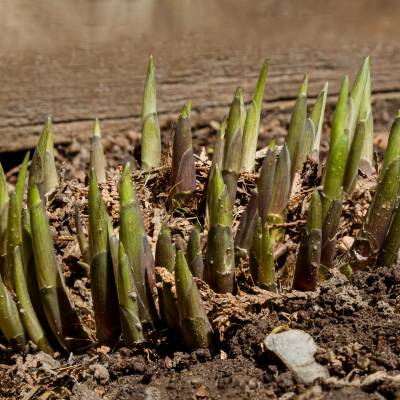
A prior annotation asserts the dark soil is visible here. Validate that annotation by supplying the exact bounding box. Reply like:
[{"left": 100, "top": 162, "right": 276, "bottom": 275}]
[
  {"left": 1, "top": 264, "right": 399, "bottom": 399},
  {"left": 1, "top": 133, "right": 400, "bottom": 400}
]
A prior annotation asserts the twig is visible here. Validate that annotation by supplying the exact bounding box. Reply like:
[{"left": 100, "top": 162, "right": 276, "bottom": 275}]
[
  {"left": 299, "top": 185, "right": 323, "bottom": 195},
  {"left": 270, "top": 220, "right": 306, "bottom": 229}
]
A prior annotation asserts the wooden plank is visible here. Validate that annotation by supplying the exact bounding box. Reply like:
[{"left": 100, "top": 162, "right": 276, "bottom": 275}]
[{"left": 1, "top": 2, "right": 400, "bottom": 152}]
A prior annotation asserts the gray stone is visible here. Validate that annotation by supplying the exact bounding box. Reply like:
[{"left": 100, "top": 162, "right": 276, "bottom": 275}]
[{"left": 264, "top": 329, "right": 329, "bottom": 385}]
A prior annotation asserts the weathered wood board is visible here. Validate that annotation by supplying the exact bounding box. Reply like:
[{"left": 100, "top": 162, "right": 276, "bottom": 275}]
[{"left": 1, "top": 1, "right": 400, "bottom": 153}]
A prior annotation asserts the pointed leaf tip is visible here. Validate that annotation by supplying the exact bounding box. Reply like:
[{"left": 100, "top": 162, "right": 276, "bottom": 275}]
[
  {"left": 175, "top": 250, "right": 192, "bottom": 290},
  {"left": 180, "top": 101, "right": 192, "bottom": 118},
  {"left": 362, "top": 55, "right": 370, "bottom": 69},
  {"left": 234, "top": 87, "right": 243, "bottom": 98},
  {"left": 93, "top": 118, "right": 101, "bottom": 137},
  {"left": 252, "top": 59, "right": 269, "bottom": 111},
  {"left": 147, "top": 55, "right": 155, "bottom": 74},
  {"left": 122, "top": 162, "right": 132, "bottom": 179},
  {"left": 299, "top": 74, "right": 308, "bottom": 96},
  {"left": 329, "top": 75, "right": 349, "bottom": 147}
]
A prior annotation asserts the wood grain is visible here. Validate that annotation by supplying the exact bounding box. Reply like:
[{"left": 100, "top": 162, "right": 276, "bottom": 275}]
[{"left": 1, "top": 1, "right": 400, "bottom": 152}]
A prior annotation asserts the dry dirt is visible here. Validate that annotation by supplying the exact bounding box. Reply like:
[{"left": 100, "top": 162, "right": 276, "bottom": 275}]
[{"left": 1, "top": 146, "right": 400, "bottom": 399}]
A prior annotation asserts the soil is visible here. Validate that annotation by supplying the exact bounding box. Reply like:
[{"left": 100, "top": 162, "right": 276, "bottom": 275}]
[
  {"left": 1, "top": 139, "right": 400, "bottom": 399},
  {"left": 1, "top": 257, "right": 399, "bottom": 400}
]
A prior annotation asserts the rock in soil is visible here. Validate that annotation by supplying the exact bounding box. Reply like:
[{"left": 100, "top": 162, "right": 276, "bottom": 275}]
[{"left": 264, "top": 329, "right": 329, "bottom": 384}]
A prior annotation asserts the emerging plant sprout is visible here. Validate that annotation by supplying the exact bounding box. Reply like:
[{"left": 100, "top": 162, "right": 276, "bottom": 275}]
[
  {"left": 310, "top": 82, "right": 328, "bottom": 161},
  {"left": 321, "top": 76, "right": 349, "bottom": 221},
  {"left": 250, "top": 218, "right": 275, "bottom": 291},
  {"left": 293, "top": 190, "right": 322, "bottom": 291},
  {"left": 141, "top": 55, "right": 161, "bottom": 170},
  {"left": 43, "top": 117, "right": 59, "bottom": 196},
  {"left": 29, "top": 185, "right": 89, "bottom": 352},
  {"left": 223, "top": 88, "right": 243, "bottom": 204},
  {"left": 155, "top": 225, "right": 175, "bottom": 273},
  {"left": 268, "top": 144, "right": 291, "bottom": 244},
  {"left": 1, "top": 56, "right": 398, "bottom": 358},
  {"left": 0, "top": 273, "right": 26, "bottom": 349},
  {"left": 235, "top": 191, "right": 259, "bottom": 257},
  {"left": 205, "top": 165, "right": 235, "bottom": 293},
  {"left": 187, "top": 224, "right": 204, "bottom": 279},
  {"left": 175, "top": 250, "right": 213, "bottom": 350},
  {"left": 117, "top": 243, "right": 144, "bottom": 346},
  {"left": 172, "top": 102, "right": 196, "bottom": 198},
  {"left": 286, "top": 75, "right": 308, "bottom": 182},
  {"left": 88, "top": 169, "right": 120, "bottom": 345},
  {"left": 241, "top": 59, "right": 269, "bottom": 172},
  {"left": 89, "top": 119, "right": 107, "bottom": 184},
  {"left": 119, "top": 163, "right": 156, "bottom": 329},
  {"left": 349, "top": 158, "right": 400, "bottom": 270}
]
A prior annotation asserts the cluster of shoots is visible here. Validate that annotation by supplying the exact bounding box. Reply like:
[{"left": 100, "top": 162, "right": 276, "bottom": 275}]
[{"left": 1, "top": 55, "right": 399, "bottom": 356}]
